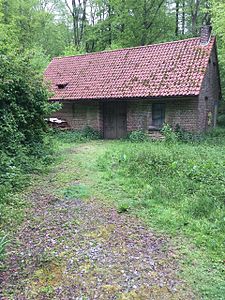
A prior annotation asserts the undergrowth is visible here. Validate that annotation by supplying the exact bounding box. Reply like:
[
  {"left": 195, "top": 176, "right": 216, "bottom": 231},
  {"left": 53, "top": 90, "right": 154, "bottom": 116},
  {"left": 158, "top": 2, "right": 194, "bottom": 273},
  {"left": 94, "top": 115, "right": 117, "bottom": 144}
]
[
  {"left": 0, "top": 50, "right": 58, "bottom": 261},
  {"left": 0, "top": 127, "right": 101, "bottom": 259},
  {"left": 0, "top": 137, "right": 55, "bottom": 261},
  {"left": 54, "top": 126, "right": 101, "bottom": 143},
  {"left": 96, "top": 128, "right": 225, "bottom": 299}
]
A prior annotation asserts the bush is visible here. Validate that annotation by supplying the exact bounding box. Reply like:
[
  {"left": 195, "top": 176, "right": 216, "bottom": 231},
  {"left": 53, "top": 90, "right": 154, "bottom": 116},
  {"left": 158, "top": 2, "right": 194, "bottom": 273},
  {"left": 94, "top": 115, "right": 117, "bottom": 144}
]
[
  {"left": 0, "top": 52, "right": 55, "bottom": 194},
  {"left": 127, "top": 130, "right": 149, "bottom": 142},
  {"left": 174, "top": 125, "right": 204, "bottom": 143},
  {"left": 205, "top": 127, "right": 225, "bottom": 139},
  {"left": 55, "top": 126, "right": 101, "bottom": 143},
  {"left": 161, "top": 123, "right": 178, "bottom": 143},
  {"left": 0, "top": 51, "right": 56, "bottom": 260},
  {"left": 82, "top": 126, "right": 101, "bottom": 140},
  {"left": 217, "top": 114, "right": 225, "bottom": 127}
]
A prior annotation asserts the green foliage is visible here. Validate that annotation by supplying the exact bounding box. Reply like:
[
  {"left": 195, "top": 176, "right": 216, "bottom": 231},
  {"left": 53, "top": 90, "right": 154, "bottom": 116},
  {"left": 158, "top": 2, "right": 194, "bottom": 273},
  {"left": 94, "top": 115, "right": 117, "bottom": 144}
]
[
  {"left": 98, "top": 131, "right": 225, "bottom": 259},
  {"left": 55, "top": 127, "right": 101, "bottom": 143},
  {"left": 160, "top": 124, "right": 204, "bottom": 144},
  {"left": 24, "top": 47, "right": 50, "bottom": 73},
  {"left": 0, "top": 53, "right": 53, "bottom": 148},
  {"left": 127, "top": 130, "right": 149, "bottom": 142},
  {"left": 62, "top": 184, "right": 90, "bottom": 200},
  {"left": 211, "top": 0, "right": 225, "bottom": 118},
  {"left": 0, "top": 49, "right": 56, "bottom": 260},
  {"left": 117, "top": 202, "right": 130, "bottom": 213},
  {"left": 82, "top": 126, "right": 101, "bottom": 140},
  {"left": 84, "top": 0, "right": 176, "bottom": 52},
  {"left": 95, "top": 132, "right": 225, "bottom": 298},
  {"left": 0, "top": 235, "right": 8, "bottom": 260},
  {"left": 63, "top": 44, "right": 85, "bottom": 56},
  {"left": 161, "top": 123, "right": 178, "bottom": 143},
  {"left": 174, "top": 125, "right": 204, "bottom": 143},
  {"left": 217, "top": 114, "right": 225, "bottom": 127},
  {"left": 0, "top": 51, "right": 55, "bottom": 186},
  {"left": 0, "top": 0, "right": 70, "bottom": 59},
  {"left": 54, "top": 137, "right": 225, "bottom": 299},
  {"left": 40, "top": 285, "right": 54, "bottom": 296}
]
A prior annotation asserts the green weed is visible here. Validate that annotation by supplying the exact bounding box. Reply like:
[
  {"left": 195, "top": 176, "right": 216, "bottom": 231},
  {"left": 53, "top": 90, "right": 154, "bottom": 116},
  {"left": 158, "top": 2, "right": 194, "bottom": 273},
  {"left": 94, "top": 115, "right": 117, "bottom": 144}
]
[
  {"left": 61, "top": 184, "right": 90, "bottom": 200},
  {"left": 54, "top": 126, "right": 101, "bottom": 143},
  {"left": 127, "top": 130, "right": 149, "bottom": 142},
  {"left": 117, "top": 202, "right": 130, "bottom": 213},
  {"left": 0, "top": 235, "right": 8, "bottom": 260},
  {"left": 93, "top": 131, "right": 225, "bottom": 298}
]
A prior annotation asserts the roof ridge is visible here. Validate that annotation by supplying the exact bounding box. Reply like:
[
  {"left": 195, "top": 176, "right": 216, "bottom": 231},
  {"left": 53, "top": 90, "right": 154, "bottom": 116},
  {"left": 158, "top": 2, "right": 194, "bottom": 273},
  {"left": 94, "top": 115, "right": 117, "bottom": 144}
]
[{"left": 53, "top": 36, "right": 208, "bottom": 60}]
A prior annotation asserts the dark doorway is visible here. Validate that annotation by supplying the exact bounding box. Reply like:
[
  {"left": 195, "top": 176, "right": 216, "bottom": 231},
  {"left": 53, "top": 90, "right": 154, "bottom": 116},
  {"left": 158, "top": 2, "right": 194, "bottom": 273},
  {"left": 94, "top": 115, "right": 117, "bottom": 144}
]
[
  {"left": 103, "top": 102, "right": 127, "bottom": 139},
  {"left": 152, "top": 103, "right": 165, "bottom": 129}
]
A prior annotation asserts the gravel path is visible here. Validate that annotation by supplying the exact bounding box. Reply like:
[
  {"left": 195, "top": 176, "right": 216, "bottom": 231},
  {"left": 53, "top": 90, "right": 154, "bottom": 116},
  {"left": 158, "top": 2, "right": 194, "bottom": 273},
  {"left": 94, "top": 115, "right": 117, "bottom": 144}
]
[{"left": 1, "top": 144, "right": 195, "bottom": 299}]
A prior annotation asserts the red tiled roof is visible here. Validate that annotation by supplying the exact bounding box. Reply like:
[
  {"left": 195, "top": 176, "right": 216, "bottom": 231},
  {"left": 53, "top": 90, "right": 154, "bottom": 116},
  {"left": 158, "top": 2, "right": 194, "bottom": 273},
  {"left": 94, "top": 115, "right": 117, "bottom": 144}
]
[{"left": 44, "top": 37, "right": 215, "bottom": 100}]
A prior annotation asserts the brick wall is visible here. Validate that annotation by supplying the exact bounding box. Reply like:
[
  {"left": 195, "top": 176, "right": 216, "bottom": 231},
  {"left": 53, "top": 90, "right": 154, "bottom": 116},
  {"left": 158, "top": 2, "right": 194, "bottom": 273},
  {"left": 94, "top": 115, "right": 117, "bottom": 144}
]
[
  {"left": 127, "top": 101, "right": 152, "bottom": 131},
  {"left": 166, "top": 99, "right": 198, "bottom": 131},
  {"left": 53, "top": 98, "right": 200, "bottom": 134},
  {"left": 52, "top": 101, "right": 101, "bottom": 131},
  {"left": 198, "top": 45, "right": 220, "bottom": 131},
  {"left": 127, "top": 98, "right": 199, "bottom": 132}
]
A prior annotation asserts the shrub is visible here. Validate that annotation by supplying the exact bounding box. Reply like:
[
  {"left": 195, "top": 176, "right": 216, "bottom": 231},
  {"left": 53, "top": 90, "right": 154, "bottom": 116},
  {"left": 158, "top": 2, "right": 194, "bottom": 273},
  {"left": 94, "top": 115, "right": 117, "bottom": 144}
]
[
  {"left": 0, "top": 50, "right": 57, "bottom": 260},
  {"left": 0, "top": 52, "right": 55, "bottom": 196},
  {"left": 174, "top": 125, "right": 203, "bottom": 143},
  {"left": 117, "top": 202, "right": 130, "bottom": 213},
  {"left": 127, "top": 130, "right": 149, "bottom": 142},
  {"left": 82, "top": 126, "right": 101, "bottom": 140},
  {"left": 55, "top": 126, "right": 101, "bottom": 143},
  {"left": 161, "top": 123, "right": 178, "bottom": 143},
  {"left": 216, "top": 114, "right": 225, "bottom": 127},
  {"left": 205, "top": 126, "right": 225, "bottom": 139},
  {"left": 54, "top": 130, "right": 87, "bottom": 143}
]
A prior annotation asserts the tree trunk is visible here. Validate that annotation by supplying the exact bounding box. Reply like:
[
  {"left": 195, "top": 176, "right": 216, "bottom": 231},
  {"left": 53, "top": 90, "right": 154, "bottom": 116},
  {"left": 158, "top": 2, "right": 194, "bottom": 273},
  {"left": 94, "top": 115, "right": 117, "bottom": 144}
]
[
  {"left": 182, "top": 0, "right": 185, "bottom": 35},
  {"left": 141, "top": 0, "right": 148, "bottom": 46},
  {"left": 108, "top": 3, "right": 112, "bottom": 47},
  {"left": 80, "top": 0, "right": 87, "bottom": 44},
  {"left": 175, "top": 0, "right": 179, "bottom": 36},
  {"left": 191, "top": 0, "right": 200, "bottom": 36}
]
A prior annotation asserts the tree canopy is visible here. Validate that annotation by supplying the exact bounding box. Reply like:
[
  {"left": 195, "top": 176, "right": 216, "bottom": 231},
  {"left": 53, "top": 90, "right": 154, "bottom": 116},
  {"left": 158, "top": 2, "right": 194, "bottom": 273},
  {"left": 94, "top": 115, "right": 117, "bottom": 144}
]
[{"left": 0, "top": 0, "right": 223, "bottom": 118}]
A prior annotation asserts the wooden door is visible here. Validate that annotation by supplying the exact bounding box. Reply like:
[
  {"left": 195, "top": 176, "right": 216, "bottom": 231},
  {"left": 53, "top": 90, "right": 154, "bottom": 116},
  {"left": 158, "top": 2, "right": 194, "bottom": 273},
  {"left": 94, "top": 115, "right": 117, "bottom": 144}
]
[{"left": 103, "top": 102, "right": 127, "bottom": 139}]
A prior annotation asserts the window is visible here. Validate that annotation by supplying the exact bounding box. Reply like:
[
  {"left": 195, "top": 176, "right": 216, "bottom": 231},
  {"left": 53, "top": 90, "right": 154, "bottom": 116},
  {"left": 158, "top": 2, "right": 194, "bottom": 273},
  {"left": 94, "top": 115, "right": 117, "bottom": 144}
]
[
  {"left": 56, "top": 83, "right": 68, "bottom": 89},
  {"left": 152, "top": 103, "right": 165, "bottom": 129}
]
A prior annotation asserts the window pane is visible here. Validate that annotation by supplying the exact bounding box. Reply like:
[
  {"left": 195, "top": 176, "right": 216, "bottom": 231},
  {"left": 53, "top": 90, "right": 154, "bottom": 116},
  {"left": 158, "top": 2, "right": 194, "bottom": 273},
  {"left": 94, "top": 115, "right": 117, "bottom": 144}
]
[{"left": 152, "top": 103, "right": 165, "bottom": 128}]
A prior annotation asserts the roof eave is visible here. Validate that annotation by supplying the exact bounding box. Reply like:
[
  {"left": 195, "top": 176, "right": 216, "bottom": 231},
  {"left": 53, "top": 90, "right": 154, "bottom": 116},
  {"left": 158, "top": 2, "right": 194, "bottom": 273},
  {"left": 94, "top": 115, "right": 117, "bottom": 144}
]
[{"left": 49, "top": 94, "right": 199, "bottom": 102}]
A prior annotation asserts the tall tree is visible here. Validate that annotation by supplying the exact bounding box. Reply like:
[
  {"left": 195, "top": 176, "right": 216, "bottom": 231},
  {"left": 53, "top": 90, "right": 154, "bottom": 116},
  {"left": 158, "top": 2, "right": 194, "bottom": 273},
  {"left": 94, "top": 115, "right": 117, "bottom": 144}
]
[
  {"left": 190, "top": 0, "right": 201, "bottom": 35},
  {"left": 211, "top": 0, "right": 225, "bottom": 98},
  {"left": 175, "top": 0, "right": 180, "bottom": 36},
  {"left": 64, "top": 0, "right": 87, "bottom": 48}
]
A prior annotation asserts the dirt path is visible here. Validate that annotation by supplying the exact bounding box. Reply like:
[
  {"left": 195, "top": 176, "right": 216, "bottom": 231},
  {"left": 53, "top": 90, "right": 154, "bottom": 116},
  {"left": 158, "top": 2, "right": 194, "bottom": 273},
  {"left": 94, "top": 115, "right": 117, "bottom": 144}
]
[{"left": 1, "top": 143, "right": 194, "bottom": 299}]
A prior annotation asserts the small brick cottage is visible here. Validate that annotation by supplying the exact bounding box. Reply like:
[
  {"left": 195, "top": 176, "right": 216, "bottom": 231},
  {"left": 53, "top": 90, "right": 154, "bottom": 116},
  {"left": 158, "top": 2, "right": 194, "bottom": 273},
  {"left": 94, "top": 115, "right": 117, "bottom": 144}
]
[{"left": 45, "top": 26, "right": 221, "bottom": 139}]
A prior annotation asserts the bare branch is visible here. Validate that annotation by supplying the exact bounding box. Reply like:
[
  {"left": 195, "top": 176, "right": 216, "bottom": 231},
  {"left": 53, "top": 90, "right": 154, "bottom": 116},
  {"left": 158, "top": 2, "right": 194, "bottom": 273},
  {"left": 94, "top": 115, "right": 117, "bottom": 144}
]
[{"left": 64, "top": 0, "right": 73, "bottom": 15}]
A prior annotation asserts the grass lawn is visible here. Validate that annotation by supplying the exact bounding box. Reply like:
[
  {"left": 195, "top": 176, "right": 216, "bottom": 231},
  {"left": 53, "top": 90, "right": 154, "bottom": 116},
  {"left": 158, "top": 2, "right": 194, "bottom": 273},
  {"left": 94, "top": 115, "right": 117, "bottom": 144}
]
[{"left": 53, "top": 129, "right": 225, "bottom": 299}]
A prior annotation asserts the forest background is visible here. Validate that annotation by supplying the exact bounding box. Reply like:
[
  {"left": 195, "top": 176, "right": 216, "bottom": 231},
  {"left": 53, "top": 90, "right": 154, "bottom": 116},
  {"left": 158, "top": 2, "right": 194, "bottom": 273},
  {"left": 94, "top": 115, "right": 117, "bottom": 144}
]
[{"left": 0, "top": 0, "right": 224, "bottom": 95}]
